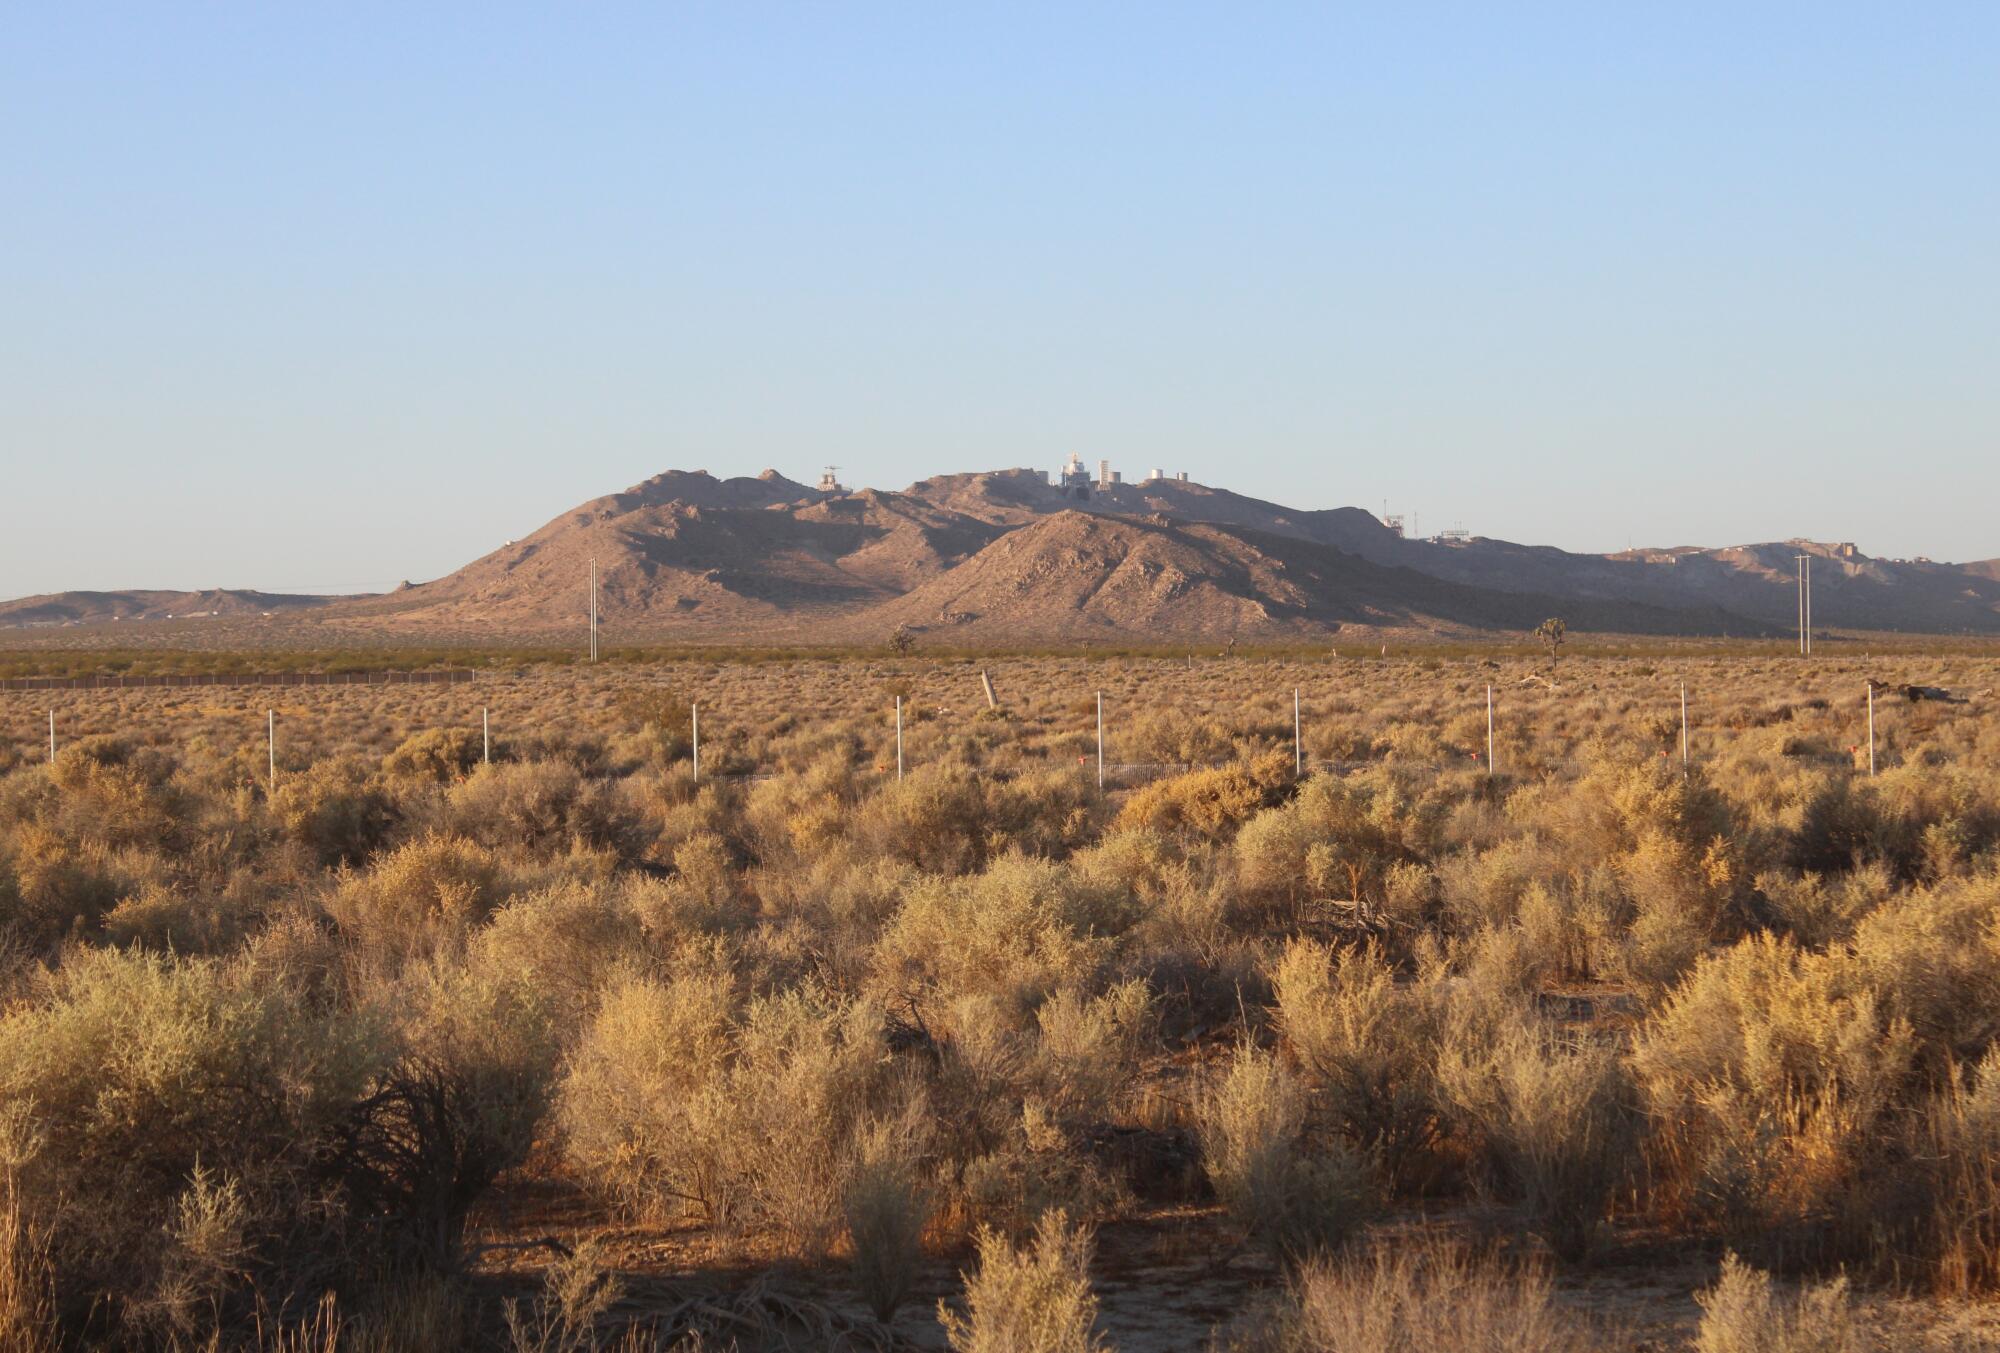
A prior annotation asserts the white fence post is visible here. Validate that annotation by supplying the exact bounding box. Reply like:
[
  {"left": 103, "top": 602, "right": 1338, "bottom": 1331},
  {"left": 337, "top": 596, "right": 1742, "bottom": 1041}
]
[
  {"left": 692, "top": 703, "right": 700, "bottom": 783},
  {"left": 895, "top": 695, "right": 904, "bottom": 781},
  {"left": 1294, "top": 687, "right": 1302, "bottom": 777},
  {"left": 1486, "top": 685, "right": 1494, "bottom": 776},
  {"left": 1868, "top": 684, "right": 1876, "bottom": 777},
  {"left": 1096, "top": 691, "right": 1104, "bottom": 791},
  {"left": 1681, "top": 684, "right": 1689, "bottom": 778}
]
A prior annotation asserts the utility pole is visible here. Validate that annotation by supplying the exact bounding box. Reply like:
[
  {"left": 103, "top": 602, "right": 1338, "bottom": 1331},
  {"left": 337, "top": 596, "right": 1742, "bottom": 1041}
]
[
  {"left": 1794, "top": 553, "right": 1813, "bottom": 656},
  {"left": 1800, "top": 548, "right": 1816, "bottom": 656},
  {"left": 589, "top": 558, "right": 599, "bottom": 663}
]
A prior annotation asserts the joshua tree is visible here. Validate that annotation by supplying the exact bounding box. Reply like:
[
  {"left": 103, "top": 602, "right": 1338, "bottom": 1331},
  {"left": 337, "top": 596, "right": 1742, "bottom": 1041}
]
[
  {"left": 889, "top": 624, "right": 917, "bottom": 656},
  {"left": 1535, "top": 617, "right": 1568, "bottom": 667}
]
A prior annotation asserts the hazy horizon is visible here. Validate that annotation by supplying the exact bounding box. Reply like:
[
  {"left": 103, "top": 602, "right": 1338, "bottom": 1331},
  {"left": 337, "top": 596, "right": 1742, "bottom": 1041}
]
[{"left": 5, "top": 5, "right": 1996, "bottom": 596}]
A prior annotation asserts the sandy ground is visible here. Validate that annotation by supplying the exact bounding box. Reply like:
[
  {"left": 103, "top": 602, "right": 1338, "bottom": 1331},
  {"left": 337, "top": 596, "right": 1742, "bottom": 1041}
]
[{"left": 466, "top": 1180, "right": 2000, "bottom": 1351}]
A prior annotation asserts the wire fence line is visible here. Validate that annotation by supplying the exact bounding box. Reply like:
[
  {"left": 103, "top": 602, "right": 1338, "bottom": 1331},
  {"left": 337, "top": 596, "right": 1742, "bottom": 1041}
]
[
  {"left": 2, "top": 673, "right": 1914, "bottom": 785},
  {"left": 0, "top": 670, "right": 478, "bottom": 692}
]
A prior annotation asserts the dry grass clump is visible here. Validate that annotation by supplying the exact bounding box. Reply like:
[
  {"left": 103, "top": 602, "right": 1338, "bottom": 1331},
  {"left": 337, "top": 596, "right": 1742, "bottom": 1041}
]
[{"left": 1226, "top": 1238, "right": 1603, "bottom": 1353}]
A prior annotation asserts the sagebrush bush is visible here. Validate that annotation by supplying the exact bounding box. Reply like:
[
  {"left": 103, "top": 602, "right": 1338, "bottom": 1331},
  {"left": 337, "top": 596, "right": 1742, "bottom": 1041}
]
[
  {"left": 1692, "top": 1252, "right": 1868, "bottom": 1353},
  {"left": 938, "top": 1209, "right": 1107, "bottom": 1353},
  {"left": 1199, "top": 1045, "right": 1375, "bottom": 1266}
]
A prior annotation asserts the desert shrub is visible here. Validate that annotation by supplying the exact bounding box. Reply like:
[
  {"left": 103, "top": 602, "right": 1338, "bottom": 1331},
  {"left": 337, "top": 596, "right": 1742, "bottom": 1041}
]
[
  {"left": 561, "top": 970, "right": 896, "bottom": 1254},
  {"left": 614, "top": 684, "right": 695, "bottom": 765},
  {"left": 1757, "top": 864, "right": 1889, "bottom": 948},
  {"left": 39, "top": 737, "right": 183, "bottom": 851},
  {"left": 0, "top": 946, "right": 385, "bottom": 1337},
  {"left": 1692, "top": 1252, "right": 1868, "bottom": 1353},
  {"left": 444, "top": 761, "right": 646, "bottom": 859},
  {"left": 873, "top": 854, "right": 1136, "bottom": 1024},
  {"left": 100, "top": 879, "right": 259, "bottom": 955},
  {"left": 1228, "top": 1239, "right": 1600, "bottom": 1353},
  {"left": 1435, "top": 1015, "right": 1634, "bottom": 1260},
  {"left": 381, "top": 727, "right": 483, "bottom": 784},
  {"left": 326, "top": 834, "right": 507, "bottom": 967},
  {"left": 1271, "top": 939, "right": 1443, "bottom": 1193},
  {"left": 1199, "top": 1045, "right": 1375, "bottom": 1266},
  {"left": 1631, "top": 933, "right": 1915, "bottom": 1258},
  {"left": 1235, "top": 774, "right": 1417, "bottom": 916},
  {"left": 1028, "top": 980, "right": 1153, "bottom": 1127},
  {"left": 0, "top": 823, "right": 130, "bottom": 949},
  {"left": 938, "top": 1209, "right": 1107, "bottom": 1353},
  {"left": 273, "top": 757, "right": 399, "bottom": 867},
  {"left": 851, "top": 764, "right": 994, "bottom": 874},
  {"left": 742, "top": 753, "right": 859, "bottom": 862},
  {"left": 502, "top": 1235, "right": 626, "bottom": 1353},
  {"left": 1122, "top": 707, "right": 1241, "bottom": 767},
  {"left": 558, "top": 965, "right": 739, "bottom": 1222},
  {"left": 1114, "top": 753, "right": 1290, "bottom": 842},
  {"left": 842, "top": 1111, "right": 933, "bottom": 1321},
  {"left": 1848, "top": 872, "right": 2000, "bottom": 1069}
]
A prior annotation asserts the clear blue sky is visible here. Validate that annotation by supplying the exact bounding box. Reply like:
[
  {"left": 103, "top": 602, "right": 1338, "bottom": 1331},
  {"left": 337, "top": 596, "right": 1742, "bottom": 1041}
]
[{"left": 4, "top": 4, "right": 1996, "bottom": 595}]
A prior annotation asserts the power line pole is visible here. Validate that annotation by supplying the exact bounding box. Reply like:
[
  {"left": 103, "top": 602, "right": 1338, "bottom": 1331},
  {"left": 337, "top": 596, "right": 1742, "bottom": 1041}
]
[{"left": 1794, "top": 552, "right": 1815, "bottom": 656}]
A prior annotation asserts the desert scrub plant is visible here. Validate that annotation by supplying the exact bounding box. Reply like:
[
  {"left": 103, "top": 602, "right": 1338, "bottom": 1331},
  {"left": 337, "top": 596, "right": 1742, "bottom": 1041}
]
[
  {"left": 272, "top": 756, "right": 400, "bottom": 868},
  {"left": 558, "top": 965, "right": 739, "bottom": 1223},
  {"left": 1226, "top": 1238, "right": 1602, "bottom": 1353},
  {"left": 1113, "top": 752, "right": 1291, "bottom": 842},
  {"left": 1631, "top": 933, "right": 1915, "bottom": 1259},
  {"left": 938, "top": 1208, "right": 1107, "bottom": 1353},
  {"left": 1028, "top": 980, "right": 1153, "bottom": 1127},
  {"left": 872, "top": 854, "right": 1135, "bottom": 1026},
  {"left": 1198, "top": 1045, "right": 1376, "bottom": 1266},
  {"left": 380, "top": 727, "right": 483, "bottom": 784},
  {"left": 0, "top": 946, "right": 386, "bottom": 1336},
  {"left": 1692, "top": 1252, "right": 1868, "bottom": 1353},
  {"left": 1271, "top": 939, "right": 1443, "bottom": 1194},
  {"left": 1434, "top": 1014, "right": 1634, "bottom": 1260},
  {"left": 842, "top": 1110, "right": 934, "bottom": 1322},
  {"left": 325, "top": 833, "right": 507, "bottom": 968},
  {"left": 444, "top": 761, "right": 646, "bottom": 860}
]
